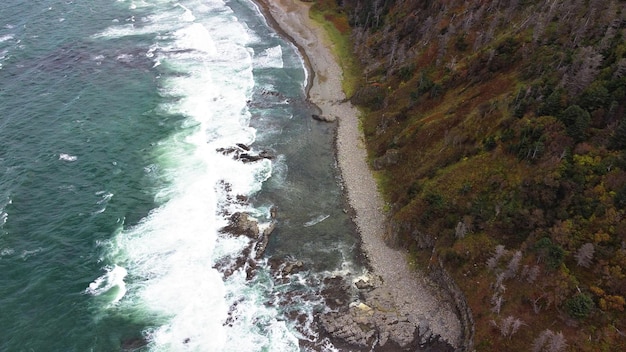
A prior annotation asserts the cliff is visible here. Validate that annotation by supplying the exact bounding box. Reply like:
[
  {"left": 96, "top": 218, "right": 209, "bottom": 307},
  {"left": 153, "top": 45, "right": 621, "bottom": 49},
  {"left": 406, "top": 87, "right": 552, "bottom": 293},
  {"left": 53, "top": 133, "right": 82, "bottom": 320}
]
[{"left": 311, "top": 0, "right": 626, "bottom": 350}]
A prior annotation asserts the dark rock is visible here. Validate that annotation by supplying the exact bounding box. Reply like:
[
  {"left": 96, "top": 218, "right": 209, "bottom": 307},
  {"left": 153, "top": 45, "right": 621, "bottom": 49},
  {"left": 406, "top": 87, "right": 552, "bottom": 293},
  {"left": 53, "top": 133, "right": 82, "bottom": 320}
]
[
  {"left": 240, "top": 151, "right": 275, "bottom": 162},
  {"left": 282, "top": 260, "right": 304, "bottom": 275},
  {"left": 268, "top": 257, "right": 307, "bottom": 278},
  {"left": 216, "top": 145, "right": 274, "bottom": 163},
  {"left": 254, "top": 221, "right": 276, "bottom": 259},
  {"left": 213, "top": 246, "right": 252, "bottom": 279},
  {"left": 354, "top": 278, "right": 378, "bottom": 291},
  {"left": 258, "top": 150, "right": 274, "bottom": 159},
  {"left": 236, "top": 143, "right": 250, "bottom": 151},
  {"left": 312, "top": 114, "right": 337, "bottom": 123},
  {"left": 221, "top": 212, "right": 259, "bottom": 238},
  {"left": 216, "top": 146, "right": 238, "bottom": 155}
]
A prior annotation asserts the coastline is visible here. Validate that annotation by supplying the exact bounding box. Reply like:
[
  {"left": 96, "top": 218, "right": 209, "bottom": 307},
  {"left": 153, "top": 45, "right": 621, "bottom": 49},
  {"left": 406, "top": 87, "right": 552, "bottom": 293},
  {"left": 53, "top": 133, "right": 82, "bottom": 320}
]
[{"left": 253, "top": 0, "right": 462, "bottom": 348}]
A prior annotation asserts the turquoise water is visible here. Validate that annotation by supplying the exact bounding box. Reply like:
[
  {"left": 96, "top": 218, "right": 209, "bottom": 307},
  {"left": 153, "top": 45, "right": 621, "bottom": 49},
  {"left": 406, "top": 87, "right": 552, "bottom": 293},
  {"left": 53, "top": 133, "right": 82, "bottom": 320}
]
[{"left": 0, "top": 1, "right": 360, "bottom": 350}]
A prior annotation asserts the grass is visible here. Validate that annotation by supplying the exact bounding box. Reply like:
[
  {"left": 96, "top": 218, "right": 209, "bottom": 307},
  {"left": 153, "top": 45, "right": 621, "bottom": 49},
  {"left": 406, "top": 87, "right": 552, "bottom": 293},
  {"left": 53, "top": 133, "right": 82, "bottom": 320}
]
[{"left": 308, "top": 5, "right": 362, "bottom": 97}]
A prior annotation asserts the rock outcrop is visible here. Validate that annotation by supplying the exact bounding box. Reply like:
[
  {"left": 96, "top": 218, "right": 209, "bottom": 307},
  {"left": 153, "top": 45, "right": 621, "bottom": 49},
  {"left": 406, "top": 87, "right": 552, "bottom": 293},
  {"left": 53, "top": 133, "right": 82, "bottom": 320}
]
[{"left": 318, "top": 275, "right": 454, "bottom": 351}]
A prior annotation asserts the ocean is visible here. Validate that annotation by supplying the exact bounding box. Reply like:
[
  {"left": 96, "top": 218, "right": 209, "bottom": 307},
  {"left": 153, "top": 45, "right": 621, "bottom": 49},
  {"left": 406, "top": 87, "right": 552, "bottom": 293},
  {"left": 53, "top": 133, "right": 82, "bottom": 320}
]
[{"left": 0, "top": 0, "right": 362, "bottom": 350}]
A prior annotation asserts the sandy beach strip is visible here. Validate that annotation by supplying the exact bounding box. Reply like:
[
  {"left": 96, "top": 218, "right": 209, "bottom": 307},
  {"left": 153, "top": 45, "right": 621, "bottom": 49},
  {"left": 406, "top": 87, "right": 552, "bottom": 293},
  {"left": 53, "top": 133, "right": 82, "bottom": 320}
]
[{"left": 254, "top": 0, "right": 462, "bottom": 346}]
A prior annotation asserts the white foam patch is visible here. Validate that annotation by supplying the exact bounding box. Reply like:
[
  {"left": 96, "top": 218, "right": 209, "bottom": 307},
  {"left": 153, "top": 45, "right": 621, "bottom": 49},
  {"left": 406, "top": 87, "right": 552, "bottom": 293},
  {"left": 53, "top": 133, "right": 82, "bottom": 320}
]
[
  {"left": 86, "top": 265, "right": 128, "bottom": 304},
  {"left": 59, "top": 153, "right": 77, "bottom": 162},
  {"left": 304, "top": 214, "right": 330, "bottom": 227},
  {"left": 0, "top": 34, "right": 14, "bottom": 43},
  {"left": 0, "top": 248, "right": 14, "bottom": 257},
  {"left": 89, "top": 1, "right": 303, "bottom": 350},
  {"left": 173, "top": 23, "right": 216, "bottom": 55},
  {"left": 0, "top": 197, "right": 9, "bottom": 227},
  {"left": 254, "top": 45, "right": 284, "bottom": 69}
]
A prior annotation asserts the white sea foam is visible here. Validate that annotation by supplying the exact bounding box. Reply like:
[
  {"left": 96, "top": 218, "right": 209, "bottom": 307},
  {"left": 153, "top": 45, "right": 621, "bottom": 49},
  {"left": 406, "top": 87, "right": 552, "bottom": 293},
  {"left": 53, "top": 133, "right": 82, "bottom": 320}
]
[
  {"left": 86, "top": 265, "right": 128, "bottom": 305},
  {"left": 254, "top": 45, "right": 284, "bottom": 69},
  {"left": 304, "top": 214, "right": 330, "bottom": 227},
  {"left": 0, "top": 34, "right": 14, "bottom": 43},
  {"left": 59, "top": 153, "right": 77, "bottom": 162},
  {"left": 89, "top": 1, "right": 303, "bottom": 350}
]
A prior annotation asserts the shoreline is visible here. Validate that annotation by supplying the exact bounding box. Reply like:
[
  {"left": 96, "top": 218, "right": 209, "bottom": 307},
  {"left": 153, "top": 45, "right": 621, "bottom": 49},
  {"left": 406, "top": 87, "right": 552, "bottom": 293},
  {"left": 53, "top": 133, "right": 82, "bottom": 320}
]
[{"left": 253, "top": 0, "right": 462, "bottom": 348}]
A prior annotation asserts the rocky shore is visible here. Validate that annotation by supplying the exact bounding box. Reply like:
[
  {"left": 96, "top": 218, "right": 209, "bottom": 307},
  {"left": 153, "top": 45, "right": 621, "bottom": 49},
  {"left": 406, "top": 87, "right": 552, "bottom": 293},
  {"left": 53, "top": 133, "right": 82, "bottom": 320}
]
[{"left": 254, "top": 0, "right": 464, "bottom": 350}]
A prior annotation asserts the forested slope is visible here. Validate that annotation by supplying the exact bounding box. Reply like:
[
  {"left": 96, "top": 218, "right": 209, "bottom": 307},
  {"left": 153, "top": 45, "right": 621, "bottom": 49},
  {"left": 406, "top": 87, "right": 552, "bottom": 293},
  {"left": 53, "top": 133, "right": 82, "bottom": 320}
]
[{"left": 313, "top": 0, "right": 626, "bottom": 350}]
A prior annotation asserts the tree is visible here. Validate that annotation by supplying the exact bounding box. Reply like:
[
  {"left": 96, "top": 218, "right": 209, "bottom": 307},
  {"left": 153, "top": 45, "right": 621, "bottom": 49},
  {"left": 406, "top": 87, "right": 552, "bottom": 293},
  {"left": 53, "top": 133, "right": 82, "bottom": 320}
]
[
  {"left": 565, "top": 293, "right": 594, "bottom": 319},
  {"left": 504, "top": 250, "right": 522, "bottom": 279},
  {"left": 487, "top": 244, "right": 507, "bottom": 271},
  {"left": 579, "top": 82, "right": 610, "bottom": 112},
  {"left": 610, "top": 119, "right": 626, "bottom": 150},
  {"left": 492, "top": 315, "right": 524, "bottom": 339},
  {"left": 560, "top": 105, "right": 590, "bottom": 142},
  {"left": 532, "top": 329, "right": 567, "bottom": 352},
  {"left": 562, "top": 46, "right": 603, "bottom": 96},
  {"left": 574, "top": 243, "right": 594, "bottom": 268},
  {"left": 534, "top": 238, "right": 564, "bottom": 269},
  {"left": 537, "top": 89, "right": 564, "bottom": 117}
]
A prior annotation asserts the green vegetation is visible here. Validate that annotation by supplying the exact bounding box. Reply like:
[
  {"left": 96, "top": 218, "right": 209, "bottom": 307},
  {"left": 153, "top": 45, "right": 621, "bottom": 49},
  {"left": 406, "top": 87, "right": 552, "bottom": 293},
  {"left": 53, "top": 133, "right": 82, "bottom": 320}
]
[
  {"left": 566, "top": 293, "right": 595, "bottom": 320},
  {"left": 311, "top": 0, "right": 626, "bottom": 350},
  {"left": 308, "top": 0, "right": 362, "bottom": 96}
]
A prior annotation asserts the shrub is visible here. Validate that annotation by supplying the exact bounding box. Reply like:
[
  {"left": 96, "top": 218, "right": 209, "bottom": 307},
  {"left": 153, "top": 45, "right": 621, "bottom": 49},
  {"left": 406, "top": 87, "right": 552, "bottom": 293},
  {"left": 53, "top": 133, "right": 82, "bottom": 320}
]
[
  {"left": 350, "top": 84, "right": 386, "bottom": 109},
  {"left": 614, "top": 185, "right": 626, "bottom": 208},
  {"left": 534, "top": 237, "right": 564, "bottom": 269},
  {"left": 483, "top": 136, "right": 497, "bottom": 151},
  {"left": 398, "top": 63, "right": 416, "bottom": 81},
  {"left": 565, "top": 293, "right": 594, "bottom": 319},
  {"left": 454, "top": 34, "right": 468, "bottom": 51}
]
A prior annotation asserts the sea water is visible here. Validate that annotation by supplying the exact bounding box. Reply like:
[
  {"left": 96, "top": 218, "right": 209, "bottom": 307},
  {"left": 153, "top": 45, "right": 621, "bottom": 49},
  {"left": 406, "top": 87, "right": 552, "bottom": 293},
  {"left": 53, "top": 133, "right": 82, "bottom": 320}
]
[{"left": 0, "top": 0, "right": 361, "bottom": 351}]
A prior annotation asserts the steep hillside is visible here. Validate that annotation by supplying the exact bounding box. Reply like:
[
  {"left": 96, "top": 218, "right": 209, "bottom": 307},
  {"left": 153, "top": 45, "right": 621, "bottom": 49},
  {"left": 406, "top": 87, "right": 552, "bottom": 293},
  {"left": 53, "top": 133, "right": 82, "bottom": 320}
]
[{"left": 312, "top": 0, "right": 626, "bottom": 350}]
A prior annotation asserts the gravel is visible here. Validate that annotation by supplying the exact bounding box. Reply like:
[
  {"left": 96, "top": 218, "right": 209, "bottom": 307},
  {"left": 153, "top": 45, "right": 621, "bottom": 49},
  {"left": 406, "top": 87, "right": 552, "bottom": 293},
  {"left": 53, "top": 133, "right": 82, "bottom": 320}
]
[{"left": 256, "top": 0, "right": 462, "bottom": 347}]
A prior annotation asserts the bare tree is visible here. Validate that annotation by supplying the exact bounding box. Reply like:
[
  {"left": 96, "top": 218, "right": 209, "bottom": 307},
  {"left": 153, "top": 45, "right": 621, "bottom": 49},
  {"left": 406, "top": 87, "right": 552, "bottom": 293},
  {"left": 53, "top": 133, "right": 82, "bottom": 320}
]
[
  {"left": 455, "top": 220, "right": 468, "bottom": 239},
  {"left": 575, "top": 243, "right": 594, "bottom": 268},
  {"left": 532, "top": 329, "right": 567, "bottom": 352},
  {"left": 493, "top": 315, "right": 525, "bottom": 338},
  {"left": 526, "top": 265, "right": 540, "bottom": 283},
  {"left": 504, "top": 250, "right": 522, "bottom": 279},
  {"left": 614, "top": 58, "right": 626, "bottom": 79},
  {"left": 562, "top": 46, "right": 603, "bottom": 96},
  {"left": 487, "top": 244, "right": 507, "bottom": 271},
  {"left": 491, "top": 292, "right": 504, "bottom": 314},
  {"left": 549, "top": 332, "right": 567, "bottom": 352}
]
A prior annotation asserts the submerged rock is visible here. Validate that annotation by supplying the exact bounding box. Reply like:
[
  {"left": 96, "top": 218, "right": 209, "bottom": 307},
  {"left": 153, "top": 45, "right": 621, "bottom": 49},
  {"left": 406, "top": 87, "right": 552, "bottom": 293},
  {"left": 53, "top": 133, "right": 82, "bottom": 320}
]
[{"left": 121, "top": 336, "right": 148, "bottom": 351}]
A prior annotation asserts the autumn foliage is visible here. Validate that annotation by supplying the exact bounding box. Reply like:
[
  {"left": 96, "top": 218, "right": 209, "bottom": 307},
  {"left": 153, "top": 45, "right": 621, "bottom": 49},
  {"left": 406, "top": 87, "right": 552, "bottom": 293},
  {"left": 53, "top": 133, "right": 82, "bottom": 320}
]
[{"left": 314, "top": 0, "right": 626, "bottom": 350}]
